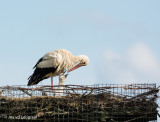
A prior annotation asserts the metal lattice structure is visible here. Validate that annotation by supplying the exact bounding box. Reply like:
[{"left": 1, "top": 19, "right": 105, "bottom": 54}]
[{"left": 0, "top": 84, "right": 159, "bottom": 122}]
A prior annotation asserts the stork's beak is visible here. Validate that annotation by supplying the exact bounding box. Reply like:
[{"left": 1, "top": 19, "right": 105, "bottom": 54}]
[{"left": 68, "top": 63, "right": 82, "bottom": 72}]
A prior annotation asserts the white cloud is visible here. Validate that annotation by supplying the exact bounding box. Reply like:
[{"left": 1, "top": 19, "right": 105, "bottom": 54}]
[
  {"left": 99, "top": 42, "right": 160, "bottom": 84},
  {"left": 127, "top": 42, "right": 159, "bottom": 75}
]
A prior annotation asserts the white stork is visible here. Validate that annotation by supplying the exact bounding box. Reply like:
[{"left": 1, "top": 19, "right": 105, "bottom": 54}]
[{"left": 27, "top": 49, "right": 89, "bottom": 91}]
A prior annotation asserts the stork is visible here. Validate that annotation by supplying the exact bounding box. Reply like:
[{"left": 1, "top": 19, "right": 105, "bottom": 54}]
[{"left": 27, "top": 49, "right": 89, "bottom": 92}]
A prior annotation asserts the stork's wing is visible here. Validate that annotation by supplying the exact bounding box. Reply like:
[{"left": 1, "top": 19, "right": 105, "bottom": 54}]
[
  {"left": 36, "top": 52, "right": 62, "bottom": 68},
  {"left": 27, "top": 52, "right": 62, "bottom": 86},
  {"left": 27, "top": 66, "right": 58, "bottom": 86}
]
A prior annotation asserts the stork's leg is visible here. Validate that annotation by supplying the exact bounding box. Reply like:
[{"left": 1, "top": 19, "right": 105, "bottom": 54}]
[{"left": 51, "top": 77, "right": 54, "bottom": 93}]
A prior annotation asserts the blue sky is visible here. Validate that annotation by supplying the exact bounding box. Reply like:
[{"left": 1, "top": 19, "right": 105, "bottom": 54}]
[{"left": 0, "top": 0, "right": 160, "bottom": 87}]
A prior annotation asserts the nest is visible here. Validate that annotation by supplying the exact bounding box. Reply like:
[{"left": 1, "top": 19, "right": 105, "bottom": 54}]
[{"left": 0, "top": 84, "right": 159, "bottom": 122}]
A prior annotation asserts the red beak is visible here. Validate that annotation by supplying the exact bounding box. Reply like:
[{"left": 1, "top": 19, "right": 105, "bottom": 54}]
[{"left": 68, "top": 63, "right": 82, "bottom": 72}]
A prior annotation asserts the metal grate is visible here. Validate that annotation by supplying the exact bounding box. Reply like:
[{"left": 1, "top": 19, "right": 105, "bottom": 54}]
[{"left": 0, "top": 84, "right": 159, "bottom": 122}]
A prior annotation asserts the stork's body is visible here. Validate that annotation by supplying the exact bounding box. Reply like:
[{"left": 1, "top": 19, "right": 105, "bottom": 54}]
[{"left": 28, "top": 49, "right": 89, "bottom": 86}]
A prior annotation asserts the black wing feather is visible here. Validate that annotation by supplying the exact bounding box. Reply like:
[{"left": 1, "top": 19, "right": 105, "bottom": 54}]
[{"left": 27, "top": 66, "right": 58, "bottom": 86}]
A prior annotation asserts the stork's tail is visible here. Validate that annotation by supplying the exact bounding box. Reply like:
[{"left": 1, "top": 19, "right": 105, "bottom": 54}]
[{"left": 27, "top": 74, "right": 42, "bottom": 86}]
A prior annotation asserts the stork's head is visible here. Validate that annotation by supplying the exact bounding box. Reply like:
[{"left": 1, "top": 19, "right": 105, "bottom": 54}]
[
  {"left": 68, "top": 55, "right": 89, "bottom": 72},
  {"left": 78, "top": 55, "right": 89, "bottom": 66}
]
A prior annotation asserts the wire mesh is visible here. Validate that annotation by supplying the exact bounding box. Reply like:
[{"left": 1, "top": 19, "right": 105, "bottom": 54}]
[{"left": 0, "top": 84, "right": 159, "bottom": 122}]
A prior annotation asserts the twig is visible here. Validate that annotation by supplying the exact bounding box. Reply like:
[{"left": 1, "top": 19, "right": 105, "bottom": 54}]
[
  {"left": 124, "top": 115, "right": 146, "bottom": 122},
  {"left": 20, "top": 89, "right": 32, "bottom": 97},
  {"left": 130, "top": 89, "right": 159, "bottom": 100}
]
